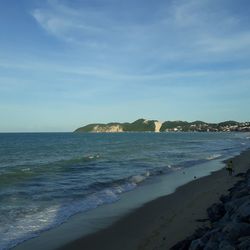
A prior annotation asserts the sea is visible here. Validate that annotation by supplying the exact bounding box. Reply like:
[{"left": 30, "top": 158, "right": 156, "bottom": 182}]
[{"left": 1, "top": 132, "right": 250, "bottom": 250}]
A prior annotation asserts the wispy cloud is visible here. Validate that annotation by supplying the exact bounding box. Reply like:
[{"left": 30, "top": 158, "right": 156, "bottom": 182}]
[
  {"left": 168, "top": 0, "right": 250, "bottom": 54},
  {"left": 195, "top": 32, "right": 250, "bottom": 53},
  {"left": 30, "top": 0, "right": 250, "bottom": 68},
  {"left": 31, "top": 0, "right": 109, "bottom": 46},
  {"left": 1, "top": 58, "right": 250, "bottom": 85}
]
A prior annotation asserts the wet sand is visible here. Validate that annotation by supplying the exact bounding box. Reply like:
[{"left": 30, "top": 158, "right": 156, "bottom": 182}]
[{"left": 57, "top": 149, "right": 250, "bottom": 250}]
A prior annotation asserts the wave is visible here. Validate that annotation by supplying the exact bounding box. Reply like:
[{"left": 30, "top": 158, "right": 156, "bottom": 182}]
[
  {"left": 0, "top": 150, "right": 228, "bottom": 249},
  {"left": 129, "top": 172, "right": 150, "bottom": 184},
  {"left": 0, "top": 154, "right": 101, "bottom": 187},
  {"left": 0, "top": 171, "right": 150, "bottom": 250},
  {"left": 1, "top": 148, "right": 243, "bottom": 250},
  {"left": 2, "top": 154, "right": 101, "bottom": 170},
  {"left": 56, "top": 154, "right": 101, "bottom": 166},
  {"left": 206, "top": 154, "right": 222, "bottom": 160}
]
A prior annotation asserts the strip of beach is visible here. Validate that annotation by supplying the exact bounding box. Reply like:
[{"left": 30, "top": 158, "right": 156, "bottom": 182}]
[{"left": 52, "top": 149, "right": 250, "bottom": 250}]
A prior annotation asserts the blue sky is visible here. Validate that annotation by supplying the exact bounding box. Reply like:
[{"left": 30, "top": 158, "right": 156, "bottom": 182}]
[{"left": 0, "top": 0, "right": 250, "bottom": 132}]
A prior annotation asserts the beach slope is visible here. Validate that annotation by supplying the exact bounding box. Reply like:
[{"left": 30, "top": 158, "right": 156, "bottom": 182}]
[{"left": 57, "top": 149, "right": 250, "bottom": 250}]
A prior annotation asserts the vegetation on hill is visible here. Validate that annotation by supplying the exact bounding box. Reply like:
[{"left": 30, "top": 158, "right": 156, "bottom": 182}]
[
  {"left": 160, "top": 121, "right": 190, "bottom": 131},
  {"left": 74, "top": 119, "right": 157, "bottom": 132},
  {"left": 123, "top": 119, "right": 156, "bottom": 132},
  {"left": 74, "top": 119, "right": 250, "bottom": 133}
]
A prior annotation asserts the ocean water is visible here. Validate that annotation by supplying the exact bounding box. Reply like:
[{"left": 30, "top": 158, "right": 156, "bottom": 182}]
[{"left": 0, "top": 132, "right": 250, "bottom": 250}]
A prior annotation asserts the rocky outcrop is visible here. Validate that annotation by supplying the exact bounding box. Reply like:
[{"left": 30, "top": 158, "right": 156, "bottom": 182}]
[
  {"left": 92, "top": 125, "right": 123, "bottom": 133},
  {"left": 171, "top": 170, "right": 250, "bottom": 250}
]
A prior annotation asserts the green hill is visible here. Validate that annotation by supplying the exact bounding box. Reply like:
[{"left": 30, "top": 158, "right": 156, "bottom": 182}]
[
  {"left": 74, "top": 119, "right": 250, "bottom": 133},
  {"left": 74, "top": 119, "right": 158, "bottom": 132},
  {"left": 123, "top": 119, "right": 156, "bottom": 132}
]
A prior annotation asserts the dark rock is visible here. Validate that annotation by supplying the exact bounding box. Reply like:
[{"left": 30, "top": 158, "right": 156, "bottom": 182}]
[
  {"left": 218, "top": 240, "right": 235, "bottom": 250},
  {"left": 202, "top": 231, "right": 227, "bottom": 249},
  {"left": 238, "top": 236, "right": 250, "bottom": 243},
  {"left": 203, "top": 240, "right": 219, "bottom": 250},
  {"left": 222, "top": 222, "right": 250, "bottom": 241},
  {"left": 235, "top": 173, "right": 246, "bottom": 178},
  {"left": 231, "top": 188, "right": 249, "bottom": 200},
  {"left": 171, "top": 168, "right": 250, "bottom": 250},
  {"left": 233, "top": 200, "right": 250, "bottom": 223},
  {"left": 237, "top": 237, "right": 250, "bottom": 250},
  {"left": 199, "top": 228, "right": 222, "bottom": 245},
  {"left": 193, "top": 227, "right": 210, "bottom": 238},
  {"left": 229, "top": 181, "right": 246, "bottom": 194},
  {"left": 207, "top": 203, "right": 226, "bottom": 222},
  {"left": 220, "top": 194, "right": 231, "bottom": 203},
  {"left": 189, "top": 239, "right": 204, "bottom": 250},
  {"left": 247, "top": 179, "right": 250, "bottom": 187},
  {"left": 224, "top": 196, "right": 250, "bottom": 216}
]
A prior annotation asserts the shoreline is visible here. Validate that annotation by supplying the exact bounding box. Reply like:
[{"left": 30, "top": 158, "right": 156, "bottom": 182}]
[
  {"left": 11, "top": 148, "right": 250, "bottom": 250},
  {"left": 54, "top": 148, "right": 250, "bottom": 250}
]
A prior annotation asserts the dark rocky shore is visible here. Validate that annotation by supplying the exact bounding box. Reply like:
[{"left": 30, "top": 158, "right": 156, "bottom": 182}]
[{"left": 171, "top": 170, "right": 250, "bottom": 250}]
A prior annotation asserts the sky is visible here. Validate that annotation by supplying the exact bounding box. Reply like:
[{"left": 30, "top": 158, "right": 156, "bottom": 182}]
[{"left": 0, "top": 0, "right": 250, "bottom": 132}]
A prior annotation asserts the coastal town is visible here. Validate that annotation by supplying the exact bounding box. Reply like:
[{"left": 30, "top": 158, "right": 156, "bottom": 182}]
[{"left": 164, "top": 121, "right": 250, "bottom": 132}]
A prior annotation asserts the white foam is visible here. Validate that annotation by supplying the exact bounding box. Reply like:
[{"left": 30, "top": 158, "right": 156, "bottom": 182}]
[
  {"left": 86, "top": 154, "right": 100, "bottom": 160},
  {"left": 130, "top": 175, "right": 145, "bottom": 183},
  {"left": 130, "top": 172, "right": 150, "bottom": 184},
  {"left": 0, "top": 205, "right": 60, "bottom": 250},
  {"left": 0, "top": 179, "right": 142, "bottom": 250},
  {"left": 21, "top": 168, "right": 31, "bottom": 172},
  {"left": 206, "top": 154, "right": 222, "bottom": 160}
]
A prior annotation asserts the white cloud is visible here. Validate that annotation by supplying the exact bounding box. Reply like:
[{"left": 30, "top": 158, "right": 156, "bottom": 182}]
[
  {"left": 32, "top": 9, "right": 70, "bottom": 36},
  {"left": 31, "top": 0, "right": 250, "bottom": 57},
  {"left": 31, "top": 0, "right": 108, "bottom": 45},
  {"left": 27, "top": 0, "right": 250, "bottom": 75},
  {"left": 158, "top": 0, "right": 250, "bottom": 58},
  {"left": 196, "top": 32, "right": 250, "bottom": 53}
]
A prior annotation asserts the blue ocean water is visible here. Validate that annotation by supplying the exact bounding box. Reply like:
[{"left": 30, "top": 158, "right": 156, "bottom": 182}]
[{"left": 0, "top": 132, "right": 250, "bottom": 249}]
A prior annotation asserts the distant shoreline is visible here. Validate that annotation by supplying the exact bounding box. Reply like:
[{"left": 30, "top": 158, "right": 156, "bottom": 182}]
[{"left": 75, "top": 119, "right": 250, "bottom": 133}]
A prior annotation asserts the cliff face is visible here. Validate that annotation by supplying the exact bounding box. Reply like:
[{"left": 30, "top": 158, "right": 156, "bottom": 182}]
[
  {"left": 154, "top": 121, "right": 162, "bottom": 132},
  {"left": 92, "top": 125, "right": 123, "bottom": 133}
]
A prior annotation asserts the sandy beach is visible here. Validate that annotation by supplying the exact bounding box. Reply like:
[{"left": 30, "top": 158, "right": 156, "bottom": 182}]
[{"left": 55, "top": 149, "right": 250, "bottom": 250}]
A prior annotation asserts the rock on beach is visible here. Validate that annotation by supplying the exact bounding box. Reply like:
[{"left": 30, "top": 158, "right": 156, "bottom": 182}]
[{"left": 171, "top": 169, "right": 250, "bottom": 250}]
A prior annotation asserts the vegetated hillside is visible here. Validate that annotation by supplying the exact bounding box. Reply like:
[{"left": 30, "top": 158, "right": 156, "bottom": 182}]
[
  {"left": 218, "top": 121, "right": 239, "bottom": 127},
  {"left": 123, "top": 119, "right": 156, "bottom": 132},
  {"left": 74, "top": 119, "right": 158, "bottom": 132},
  {"left": 160, "top": 121, "right": 190, "bottom": 132},
  {"left": 74, "top": 119, "right": 250, "bottom": 133},
  {"left": 74, "top": 122, "right": 123, "bottom": 133}
]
